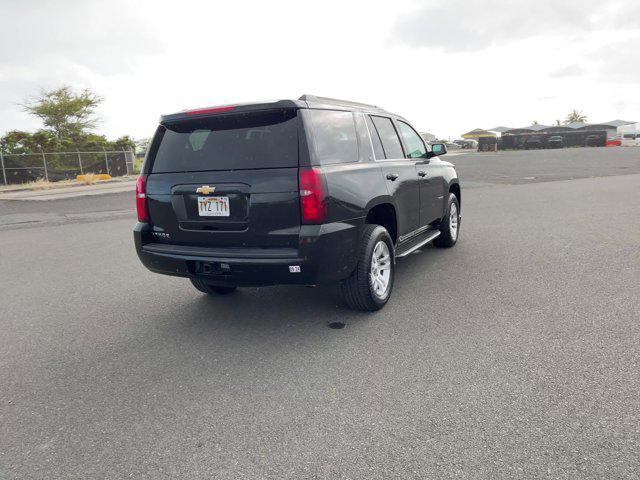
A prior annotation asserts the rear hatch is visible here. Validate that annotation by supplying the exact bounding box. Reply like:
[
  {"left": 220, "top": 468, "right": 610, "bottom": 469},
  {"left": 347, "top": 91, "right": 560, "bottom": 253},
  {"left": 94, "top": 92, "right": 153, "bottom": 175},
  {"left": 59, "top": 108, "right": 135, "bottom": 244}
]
[{"left": 145, "top": 108, "right": 301, "bottom": 249}]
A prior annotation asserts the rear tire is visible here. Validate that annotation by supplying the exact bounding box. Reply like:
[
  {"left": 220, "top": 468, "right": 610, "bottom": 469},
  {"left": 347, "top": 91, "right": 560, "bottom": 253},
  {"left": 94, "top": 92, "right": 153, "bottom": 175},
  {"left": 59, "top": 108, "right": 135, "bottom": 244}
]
[
  {"left": 340, "top": 225, "right": 394, "bottom": 311},
  {"left": 190, "top": 278, "right": 237, "bottom": 295},
  {"left": 435, "top": 193, "right": 460, "bottom": 248}
]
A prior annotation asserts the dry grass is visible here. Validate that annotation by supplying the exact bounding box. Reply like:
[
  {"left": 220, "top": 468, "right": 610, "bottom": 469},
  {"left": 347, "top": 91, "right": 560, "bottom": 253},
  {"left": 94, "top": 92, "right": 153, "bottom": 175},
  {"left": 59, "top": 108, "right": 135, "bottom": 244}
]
[
  {"left": 0, "top": 173, "right": 134, "bottom": 193},
  {"left": 134, "top": 157, "right": 144, "bottom": 174},
  {"left": 28, "top": 178, "right": 54, "bottom": 190}
]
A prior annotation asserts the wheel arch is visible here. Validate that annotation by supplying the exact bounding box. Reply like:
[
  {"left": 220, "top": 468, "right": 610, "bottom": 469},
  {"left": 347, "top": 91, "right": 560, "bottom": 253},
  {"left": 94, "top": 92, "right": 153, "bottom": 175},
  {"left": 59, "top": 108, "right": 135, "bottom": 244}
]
[
  {"left": 449, "top": 181, "right": 461, "bottom": 208},
  {"left": 363, "top": 197, "right": 398, "bottom": 245}
]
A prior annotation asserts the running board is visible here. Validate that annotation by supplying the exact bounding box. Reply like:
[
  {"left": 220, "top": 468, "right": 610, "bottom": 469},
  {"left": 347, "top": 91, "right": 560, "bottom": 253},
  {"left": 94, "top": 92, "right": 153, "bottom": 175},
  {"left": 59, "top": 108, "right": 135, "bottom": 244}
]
[{"left": 395, "top": 230, "right": 441, "bottom": 258}]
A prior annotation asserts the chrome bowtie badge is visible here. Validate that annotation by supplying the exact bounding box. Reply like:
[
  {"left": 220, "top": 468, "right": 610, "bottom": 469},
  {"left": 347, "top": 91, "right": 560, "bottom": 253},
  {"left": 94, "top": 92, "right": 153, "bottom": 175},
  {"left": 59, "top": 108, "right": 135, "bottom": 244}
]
[{"left": 196, "top": 185, "right": 215, "bottom": 195}]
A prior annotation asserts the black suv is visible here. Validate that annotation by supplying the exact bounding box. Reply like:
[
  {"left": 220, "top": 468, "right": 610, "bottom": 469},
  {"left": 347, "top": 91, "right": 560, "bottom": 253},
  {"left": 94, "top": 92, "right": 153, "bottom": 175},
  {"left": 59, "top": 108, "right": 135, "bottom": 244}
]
[{"left": 134, "top": 95, "right": 461, "bottom": 311}]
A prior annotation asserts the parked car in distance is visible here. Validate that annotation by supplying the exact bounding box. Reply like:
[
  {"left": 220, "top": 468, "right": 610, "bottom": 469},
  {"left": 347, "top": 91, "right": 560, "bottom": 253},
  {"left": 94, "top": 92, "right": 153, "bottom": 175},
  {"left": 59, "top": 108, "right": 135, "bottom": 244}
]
[
  {"left": 523, "top": 136, "right": 544, "bottom": 150},
  {"left": 585, "top": 134, "right": 604, "bottom": 147},
  {"left": 547, "top": 135, "right": 564, "bottom": 149},
  {"left": 454, "top": 139, "right": 477, "bottom": 149},
  {"left": 134, "top": 95, "right": 461, "bottom": 311},
  {"left": 621, "top": 132, "right": 640, "bottom": 147}
]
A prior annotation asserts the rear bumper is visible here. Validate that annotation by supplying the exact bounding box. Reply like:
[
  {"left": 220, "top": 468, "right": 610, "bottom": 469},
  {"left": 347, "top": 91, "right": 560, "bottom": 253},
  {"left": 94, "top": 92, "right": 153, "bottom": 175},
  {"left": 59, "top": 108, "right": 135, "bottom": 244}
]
[{"left": 133, "top": 221, "right": 359, "bottom": 287}]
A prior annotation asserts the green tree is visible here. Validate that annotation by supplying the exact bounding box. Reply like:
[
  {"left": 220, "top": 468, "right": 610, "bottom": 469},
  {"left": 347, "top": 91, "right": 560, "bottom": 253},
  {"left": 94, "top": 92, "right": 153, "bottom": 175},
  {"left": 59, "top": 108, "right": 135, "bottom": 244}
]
[
  {"left": 565, "top": 109, "right": 587, "bottom": 124},
  {"left": 0, "top": 129, "right": 59, "bottom": 154},
  {"left": 2, "top": 85, "right": 135, "bottom": 170},
  {"left": 134, "top": 137, "right": 151, "bottom": 156},
  {"left": 22, "top": 86, "right": 102, "bottom": 140},
  {"left": 112, "top": 135, "right": 136, "bottom": 152}
]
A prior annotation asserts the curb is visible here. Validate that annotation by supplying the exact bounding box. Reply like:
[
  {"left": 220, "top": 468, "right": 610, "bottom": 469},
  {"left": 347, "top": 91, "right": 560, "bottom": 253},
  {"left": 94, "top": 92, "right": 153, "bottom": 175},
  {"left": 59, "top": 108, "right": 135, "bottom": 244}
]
[{"left": 0, "top": 176, "right": 137, "bottom": 194}]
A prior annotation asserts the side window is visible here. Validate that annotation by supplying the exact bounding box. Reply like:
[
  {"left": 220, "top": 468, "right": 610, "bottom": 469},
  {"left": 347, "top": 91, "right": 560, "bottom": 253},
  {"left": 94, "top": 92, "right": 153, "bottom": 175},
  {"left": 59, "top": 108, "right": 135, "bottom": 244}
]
[
  {"left": 371, "top": 116, "right": 404, "bottom": 159},
  {"left": 397, "top": 121, "right": 427, "bottom": 159},
  {"left": 306, "top": 109, "right": 358, "bottom": 165},
  {"left": 366, "top": 115, "right": 386, "bottom": 160},
  {"left": 354, "top": 113, "right": 374, "bottom": 162}
]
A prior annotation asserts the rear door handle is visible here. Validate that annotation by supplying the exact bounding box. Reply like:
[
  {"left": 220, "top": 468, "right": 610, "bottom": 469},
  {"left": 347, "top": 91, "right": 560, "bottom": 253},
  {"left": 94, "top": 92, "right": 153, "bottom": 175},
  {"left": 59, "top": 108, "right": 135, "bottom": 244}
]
[
  {"left": 418, "top": 171, "right": 427, "bottom": 177},
  {"left": 386, "top": 173, "right": 399, "bottom": 181}
]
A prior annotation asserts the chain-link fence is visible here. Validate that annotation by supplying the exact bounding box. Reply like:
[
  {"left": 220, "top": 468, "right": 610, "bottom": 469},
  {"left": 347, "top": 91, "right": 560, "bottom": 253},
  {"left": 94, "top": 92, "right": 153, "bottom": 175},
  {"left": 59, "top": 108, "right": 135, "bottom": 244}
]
[{"left": 0, "top": 149, "right": 136, "bottom": 185}]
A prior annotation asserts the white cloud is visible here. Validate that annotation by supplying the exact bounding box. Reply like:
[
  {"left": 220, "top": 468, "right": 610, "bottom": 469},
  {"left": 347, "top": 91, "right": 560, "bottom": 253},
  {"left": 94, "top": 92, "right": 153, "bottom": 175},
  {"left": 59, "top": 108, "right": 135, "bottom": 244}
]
[
  {"left": 549, "top": 65, "right": 584, "bottom": 78},
  {"left": 392, "top": 0, "right": 639, "bottom": 52},
  {"left": 592, "top": 37, "right": 640, "bottom": 83},
  {"left": 0, "top": 0, "right": 162, "bottom": 133},
  {"left": 0, "top": 0, "right": 159, "bottom": 73},
  {"left": 0, "top": 0, "right": 639, "bottom": 140}
]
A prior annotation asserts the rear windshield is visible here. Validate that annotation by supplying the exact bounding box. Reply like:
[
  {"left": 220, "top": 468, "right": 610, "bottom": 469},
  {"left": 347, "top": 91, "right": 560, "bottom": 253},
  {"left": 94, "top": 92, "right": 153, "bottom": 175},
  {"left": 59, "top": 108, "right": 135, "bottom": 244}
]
[{"left": 150, "top": 109, "right": 298, "bottom": 173}]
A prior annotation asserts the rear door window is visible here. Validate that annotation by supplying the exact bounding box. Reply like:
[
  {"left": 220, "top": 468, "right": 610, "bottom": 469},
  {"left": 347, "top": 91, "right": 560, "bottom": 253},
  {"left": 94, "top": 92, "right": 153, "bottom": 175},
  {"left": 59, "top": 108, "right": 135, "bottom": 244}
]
[
  {"left": 306, "top": 109, "right": 358, "bottom": 165},
  {"left": 150, "top": 109, "right": 298, "bottom": 173},
  {"left": 371, "top": 116, "right": 404, "bottom": 159}
]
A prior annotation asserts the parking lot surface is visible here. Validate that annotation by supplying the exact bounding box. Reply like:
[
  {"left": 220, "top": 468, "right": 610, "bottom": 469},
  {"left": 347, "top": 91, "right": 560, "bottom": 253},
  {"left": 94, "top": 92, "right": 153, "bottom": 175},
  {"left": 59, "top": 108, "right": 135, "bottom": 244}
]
[{"left": 1, "top": 148, "right": 639, "bottom": 479}]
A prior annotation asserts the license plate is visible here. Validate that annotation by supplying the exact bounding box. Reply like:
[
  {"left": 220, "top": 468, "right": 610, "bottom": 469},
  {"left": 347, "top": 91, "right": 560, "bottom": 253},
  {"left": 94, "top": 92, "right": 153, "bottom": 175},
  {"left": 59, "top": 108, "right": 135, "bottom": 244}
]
[{"left": 198, "top": 196, "right": 230, "bottom": 217}]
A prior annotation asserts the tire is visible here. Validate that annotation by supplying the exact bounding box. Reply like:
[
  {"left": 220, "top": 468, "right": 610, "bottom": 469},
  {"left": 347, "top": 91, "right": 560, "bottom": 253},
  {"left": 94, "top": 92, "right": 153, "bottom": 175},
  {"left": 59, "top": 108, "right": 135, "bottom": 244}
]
[
  {"left": 435, "top": 193, "right": 460, "bottom": 248},
  {"left": 340, "top": 225, "right": 395, "bottom": 311},
  {"left": 190, "top": 278, "right": 237, "bottom": 295}
]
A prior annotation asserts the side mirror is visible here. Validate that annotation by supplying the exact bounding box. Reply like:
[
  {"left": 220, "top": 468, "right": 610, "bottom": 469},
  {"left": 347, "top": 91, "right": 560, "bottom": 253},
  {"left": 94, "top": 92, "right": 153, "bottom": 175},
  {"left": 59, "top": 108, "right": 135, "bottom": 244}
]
[{"left": 431, "top": 142, "right": 447, "bottom": 156}]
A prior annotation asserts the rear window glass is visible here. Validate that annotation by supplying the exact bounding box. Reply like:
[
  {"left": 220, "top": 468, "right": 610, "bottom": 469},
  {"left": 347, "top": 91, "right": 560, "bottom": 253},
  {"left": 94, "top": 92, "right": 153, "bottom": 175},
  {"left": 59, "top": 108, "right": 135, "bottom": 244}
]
[
  {"left": 150, "top": 109, "right": 298, "bottom": 173},
  {"left": 371, "top": 116, "right": 404, "bottom": 159},
  {"left": 306, "top": 110, "right": 358, "bottom": 165}
]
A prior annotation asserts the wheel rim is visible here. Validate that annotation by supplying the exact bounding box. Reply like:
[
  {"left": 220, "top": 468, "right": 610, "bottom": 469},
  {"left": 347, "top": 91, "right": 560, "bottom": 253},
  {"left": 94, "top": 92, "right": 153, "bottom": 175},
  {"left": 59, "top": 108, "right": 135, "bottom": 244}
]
[
  {"left": 450, "top": 202, "right": 459, "bottom": 241},
  {"left": 370, "top": 240, "right": 391, "bottom": 299}
]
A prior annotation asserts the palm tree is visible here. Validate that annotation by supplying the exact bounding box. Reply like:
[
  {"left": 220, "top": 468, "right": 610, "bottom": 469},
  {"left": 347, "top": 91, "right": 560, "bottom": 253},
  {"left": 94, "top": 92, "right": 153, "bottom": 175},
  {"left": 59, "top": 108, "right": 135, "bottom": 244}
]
[{"left": 565, "top": 109, "right": 587, "bottom": 124}]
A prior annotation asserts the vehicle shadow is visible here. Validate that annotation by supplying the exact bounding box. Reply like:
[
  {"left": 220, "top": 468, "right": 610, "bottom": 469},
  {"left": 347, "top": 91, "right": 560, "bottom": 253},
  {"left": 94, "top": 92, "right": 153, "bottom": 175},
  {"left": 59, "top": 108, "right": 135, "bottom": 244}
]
[
  {"left": 154, "top": 284, "right": 375, "bottom": 342},
  {"left": 145, "top": 243, "right": 444, "bottom": 342}
]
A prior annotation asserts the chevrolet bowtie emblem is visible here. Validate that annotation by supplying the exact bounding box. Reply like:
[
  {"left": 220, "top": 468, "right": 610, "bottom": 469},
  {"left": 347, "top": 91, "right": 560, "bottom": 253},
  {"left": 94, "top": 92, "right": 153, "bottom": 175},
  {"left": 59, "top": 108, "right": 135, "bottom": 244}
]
[{"left": 196, "top": 185, "right": 215, "bottom": 195}]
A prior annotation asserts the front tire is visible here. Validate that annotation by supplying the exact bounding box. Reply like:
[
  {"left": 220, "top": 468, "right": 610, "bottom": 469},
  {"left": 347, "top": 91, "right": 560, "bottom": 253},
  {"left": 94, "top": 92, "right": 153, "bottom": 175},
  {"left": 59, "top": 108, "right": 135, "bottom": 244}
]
[
  {"left": 190, "top": 278, "right": 237, "bottom": 295},
  {"left": 340, "top": 225, "right": 395, "bottom": 311},
  {"left": 435, "top": 193, "right": 460, "bottom": 248}
]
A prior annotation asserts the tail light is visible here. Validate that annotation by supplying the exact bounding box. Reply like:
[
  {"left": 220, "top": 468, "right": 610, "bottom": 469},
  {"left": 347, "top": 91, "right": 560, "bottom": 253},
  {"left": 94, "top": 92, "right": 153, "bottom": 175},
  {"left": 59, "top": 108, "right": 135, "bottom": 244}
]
[
  {"left": 299, "top": 167, "right": 328, "bottom": 224},
  {"left": 135, "top": 175, "right": 149, "bottom": 222}
]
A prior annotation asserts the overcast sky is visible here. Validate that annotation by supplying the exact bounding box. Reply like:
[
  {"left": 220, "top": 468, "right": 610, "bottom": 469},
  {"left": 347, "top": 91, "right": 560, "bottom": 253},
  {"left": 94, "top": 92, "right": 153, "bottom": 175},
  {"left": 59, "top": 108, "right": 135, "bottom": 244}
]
[{"left": 1, "top": 0, "right": 639, "bottom": 140}]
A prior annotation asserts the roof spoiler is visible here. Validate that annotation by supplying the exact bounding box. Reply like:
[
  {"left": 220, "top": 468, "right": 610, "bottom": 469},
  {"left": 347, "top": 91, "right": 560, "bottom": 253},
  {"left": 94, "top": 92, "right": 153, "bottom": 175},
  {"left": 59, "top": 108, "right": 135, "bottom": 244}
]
[{"left": 160, "top": 99, "right": 299, "bottom": 124}]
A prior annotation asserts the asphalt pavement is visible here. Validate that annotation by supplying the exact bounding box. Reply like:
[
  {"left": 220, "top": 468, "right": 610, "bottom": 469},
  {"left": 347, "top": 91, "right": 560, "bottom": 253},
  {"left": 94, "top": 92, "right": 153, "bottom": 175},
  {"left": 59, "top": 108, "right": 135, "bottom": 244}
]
[{"left": 1, "top": 148, "right": 639, "bottom": 479}]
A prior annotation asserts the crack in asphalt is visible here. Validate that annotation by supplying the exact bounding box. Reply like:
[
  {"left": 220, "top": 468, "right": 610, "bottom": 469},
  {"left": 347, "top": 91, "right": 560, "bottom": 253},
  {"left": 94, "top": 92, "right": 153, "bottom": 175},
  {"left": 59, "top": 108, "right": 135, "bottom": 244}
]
[{"left": 0, "top": 209, "right": 134, "bottom": 230}]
